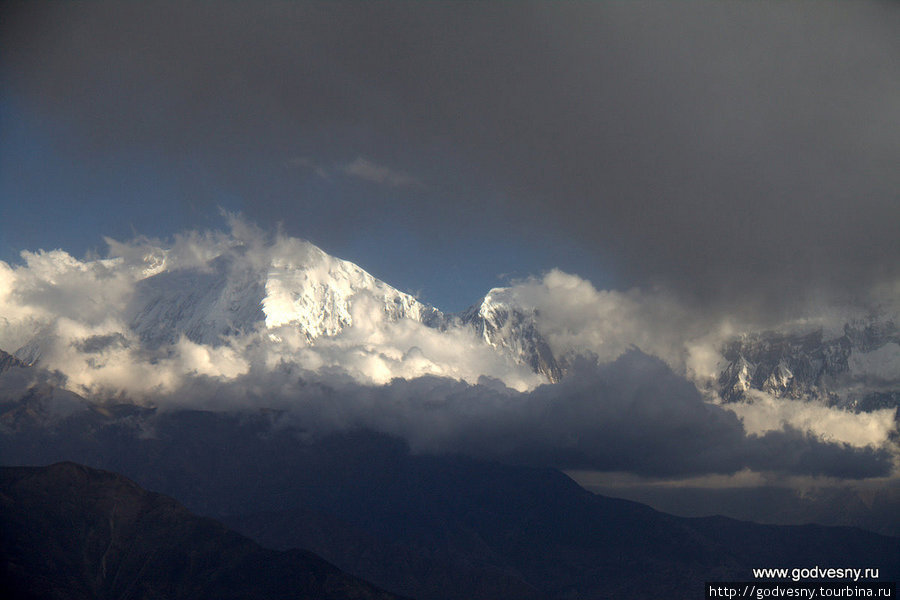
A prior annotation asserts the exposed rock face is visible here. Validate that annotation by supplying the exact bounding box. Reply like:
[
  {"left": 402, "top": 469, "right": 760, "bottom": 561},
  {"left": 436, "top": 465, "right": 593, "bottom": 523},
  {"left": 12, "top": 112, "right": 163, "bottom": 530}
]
[
  {"left": 459, "top": 289, "right": 563, "bottom": 383},
  {"left": 718, "top": 319, "right": 900, "bottom": 412},
  {"left": 0, "top": 349, "right": 27, "bottom": 375}
]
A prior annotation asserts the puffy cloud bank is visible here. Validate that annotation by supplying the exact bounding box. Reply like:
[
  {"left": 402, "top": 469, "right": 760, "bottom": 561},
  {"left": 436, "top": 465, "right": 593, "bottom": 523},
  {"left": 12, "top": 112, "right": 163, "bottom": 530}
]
[
  {"left": 475, "top": 270, "right": 900, "bottom": 451},
  {"left": 8, "top": 348, "right": 888, "bottom": 479},
  {"left": 0, "top": 221, "right": 897, "bottom": 480},
  {"left": 315, "top": 351, "right": 892, "bottom": 479},
  {"left": 0, "top": 220, "right": 543, "bottom": 396}
]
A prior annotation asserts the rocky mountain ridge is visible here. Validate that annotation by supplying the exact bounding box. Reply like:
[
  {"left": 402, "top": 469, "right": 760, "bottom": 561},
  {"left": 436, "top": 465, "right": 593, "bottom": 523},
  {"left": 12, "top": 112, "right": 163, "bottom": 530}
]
[{"left": 719, "top": 319, "right": 900, "bottom": 412}]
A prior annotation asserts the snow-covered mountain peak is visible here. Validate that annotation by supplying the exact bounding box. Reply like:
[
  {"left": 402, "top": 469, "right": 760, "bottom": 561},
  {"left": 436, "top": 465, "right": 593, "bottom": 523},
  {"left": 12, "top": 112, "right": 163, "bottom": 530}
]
[
  {"left": 262, "top": 237, "right": 438, "bottom": 339},
  {"left": 472, "top": 287, "right": 523, "bottom": 319},
  {"left": 3, "top": 226, "right": 552, "bottom": 394},
  {"left": 125, "top": 235, "right": 440, "bottom": 347},
  {"left": 5, "top": 224, "right": 899, "bottom": 409},
  {"left": 461, "top": 286, "right": 562, "bottom": 382},
  {"left": 126, "top": 251, "right": 266, "bottom": 348}
]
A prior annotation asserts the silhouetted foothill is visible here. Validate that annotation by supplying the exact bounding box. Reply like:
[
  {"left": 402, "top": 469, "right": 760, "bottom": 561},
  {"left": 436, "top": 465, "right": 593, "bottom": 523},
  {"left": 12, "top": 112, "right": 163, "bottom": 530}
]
[{"left": 0, "top": 462, "right": 405, "bottom": 600}]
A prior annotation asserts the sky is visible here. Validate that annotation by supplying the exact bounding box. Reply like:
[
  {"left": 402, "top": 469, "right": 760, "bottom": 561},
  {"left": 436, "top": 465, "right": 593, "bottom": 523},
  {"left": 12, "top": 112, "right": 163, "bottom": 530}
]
[
  {"left": 2, "top": 1, "right": 898, "bottom": 316},
  {"left": 1, "top": 1, "right": 900, "bottom": 501}
]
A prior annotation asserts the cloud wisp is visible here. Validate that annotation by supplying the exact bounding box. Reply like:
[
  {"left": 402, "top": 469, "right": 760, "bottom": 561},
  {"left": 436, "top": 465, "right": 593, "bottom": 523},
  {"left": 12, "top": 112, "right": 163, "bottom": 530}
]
[{"left": 287, "top": 156, "right": 422, "bottom": 188}]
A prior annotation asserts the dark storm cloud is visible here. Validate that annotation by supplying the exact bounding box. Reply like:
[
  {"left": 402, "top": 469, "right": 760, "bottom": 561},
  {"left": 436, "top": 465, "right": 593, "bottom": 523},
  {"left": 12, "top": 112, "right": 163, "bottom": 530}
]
[
  {"left": 3, "top": 1, "right": 899, "bottom": 317},
  {"left": 156, "top": 351, "right": 892, "bottom": 479},
  {"left": 385, "top": 352, "right": 892, "bottom": 479}
]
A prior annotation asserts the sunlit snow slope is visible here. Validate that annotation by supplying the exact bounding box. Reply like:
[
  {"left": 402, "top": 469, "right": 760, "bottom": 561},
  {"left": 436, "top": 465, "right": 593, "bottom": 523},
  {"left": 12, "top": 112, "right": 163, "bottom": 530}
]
[
  {"left": 127, "top": 237, "right": 441, "bottom": 348},
  {"left": 2, "top": 224, "right": 544, "bottom": 394}
]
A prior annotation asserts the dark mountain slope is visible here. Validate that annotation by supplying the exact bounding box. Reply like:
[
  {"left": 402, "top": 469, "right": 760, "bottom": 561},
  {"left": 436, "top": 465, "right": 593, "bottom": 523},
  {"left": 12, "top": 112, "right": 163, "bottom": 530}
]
[
  {"left": 0, "top": 462, "right": 404, "bottom": 600},
  {"left": 0, "top": 350, "right": 28, "bottom": 375},
  {"left": 2, "top": 407, "right": 899, "bottom": 599}
]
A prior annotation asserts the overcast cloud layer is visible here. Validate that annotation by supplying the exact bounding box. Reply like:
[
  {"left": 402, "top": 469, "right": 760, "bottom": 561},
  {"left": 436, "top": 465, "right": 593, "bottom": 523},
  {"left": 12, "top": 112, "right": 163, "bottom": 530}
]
[{"left": 2, "top": 1, "right": 899, "bottom": 317}]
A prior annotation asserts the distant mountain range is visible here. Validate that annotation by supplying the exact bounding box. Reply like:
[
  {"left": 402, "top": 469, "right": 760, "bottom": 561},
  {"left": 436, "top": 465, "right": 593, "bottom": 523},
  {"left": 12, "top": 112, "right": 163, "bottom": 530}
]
[
  {"left": 719, "top": 319, "right": 900, "bottom": 413},
  {"left": 3, "top": 233, "right": 899, "bottom": 599},
  {"left": 10, "top": 234, "right": 898, "bottom": 404}
]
